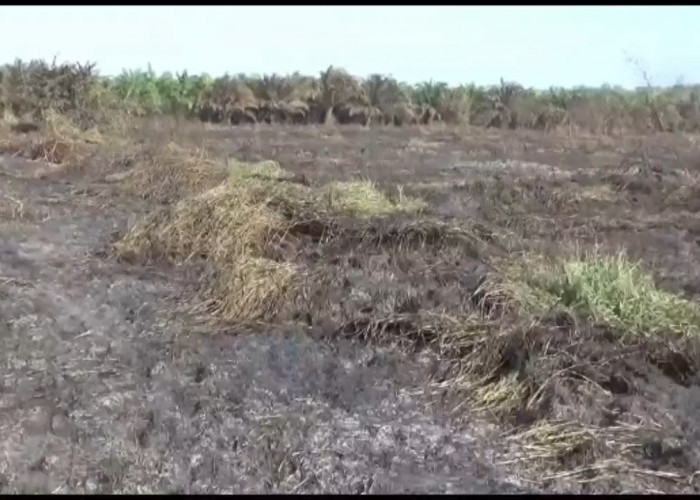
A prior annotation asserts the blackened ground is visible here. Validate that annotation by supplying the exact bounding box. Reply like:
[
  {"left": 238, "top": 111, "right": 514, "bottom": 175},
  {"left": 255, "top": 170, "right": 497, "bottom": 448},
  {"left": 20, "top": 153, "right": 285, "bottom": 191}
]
[
  {"left": 2, "top": 123, "right": 700, "bottom": 493},
  {"left": 0, "top": 156, "right": 531, "bottom": 493}
]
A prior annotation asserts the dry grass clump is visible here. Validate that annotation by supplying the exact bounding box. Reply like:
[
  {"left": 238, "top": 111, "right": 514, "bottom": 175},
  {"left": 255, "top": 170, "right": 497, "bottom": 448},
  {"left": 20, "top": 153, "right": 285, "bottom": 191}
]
[
  {"left": 31, "top": 110, "right": 103, "bottom": 165},
  {"left": 115, "top": 158, "right": 317, "bottom": 265},
  {"left": 114, "top": 158, "right": 433, "bottom": 324},
  {"left": 120, "top": 142, "right": 229, "bottom": 203},
  {"left": 225, "top": 161, "right": 427, "bottom": 220},
  {"left": 113, "top": 183, "right": 285, "bottom": 264},
  {"left": 42, "top": 108, "right": 103, "bottom": 145},
  {"left": 325, "top": 180, "right": 428, "bottom": 218},
  {"left": 113, "top": 181, "right": 291, "bottom": 323},
  {"left": 201, "top": 256, "right": 298, "bottom": 323},
  {"left": 0, "top": 109, "right": 105, "bottom": 171},
  {"left": 224, "top": 161, "right": 428, "bottom": 230},
  {"left": 226, "top": 159, "right": 317, "bottom": 218}
]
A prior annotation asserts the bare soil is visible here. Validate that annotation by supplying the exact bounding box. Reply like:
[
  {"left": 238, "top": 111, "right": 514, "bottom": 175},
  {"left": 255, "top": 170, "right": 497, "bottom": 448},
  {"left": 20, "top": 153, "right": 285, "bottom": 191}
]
[{"left": 1, "top": 123, "right": 700, "bottom": 493}]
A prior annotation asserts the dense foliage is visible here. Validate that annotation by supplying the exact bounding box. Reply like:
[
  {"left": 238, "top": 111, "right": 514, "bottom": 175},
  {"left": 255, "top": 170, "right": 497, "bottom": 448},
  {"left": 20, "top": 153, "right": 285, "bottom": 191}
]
[{"left": 2, "top": 58, "right": 700, "bottom": 133}]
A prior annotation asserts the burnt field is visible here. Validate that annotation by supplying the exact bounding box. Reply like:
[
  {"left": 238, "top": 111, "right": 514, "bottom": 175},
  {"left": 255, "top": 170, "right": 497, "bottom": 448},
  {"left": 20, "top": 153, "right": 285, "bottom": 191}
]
[{"left": 1, "top": 120, "right": 700, "bottom": 493}]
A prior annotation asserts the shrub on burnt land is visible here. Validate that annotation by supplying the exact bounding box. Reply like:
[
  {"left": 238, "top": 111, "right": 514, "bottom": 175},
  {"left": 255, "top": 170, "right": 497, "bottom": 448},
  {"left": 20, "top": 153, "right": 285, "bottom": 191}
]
[{"left": 0, "top": 58, "right": 116, "bottom": 128}]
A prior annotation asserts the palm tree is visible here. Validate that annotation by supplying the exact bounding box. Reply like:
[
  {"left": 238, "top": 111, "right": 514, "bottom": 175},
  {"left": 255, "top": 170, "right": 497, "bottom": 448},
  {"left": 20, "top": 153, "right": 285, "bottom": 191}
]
[
  {"left": 412, "top": 80, "right": 452, "bottom": 124},
  {"left": 197, "top": 75, "right": 258, "bottom": 124},
  {"left": 317, "top": 65, "right": 361, "bottom": 124},
  {"left": 438, "top": 85, "right": 477, "bottom": 124},
  {"left": 484, "top": 78, "right": 524, "bottom": 128},
  {"left": 356, "top": 74, "right": 408, "bottom": 126},
  {"left": 278, "top": 72, "right": 316, "bottom": 123}
]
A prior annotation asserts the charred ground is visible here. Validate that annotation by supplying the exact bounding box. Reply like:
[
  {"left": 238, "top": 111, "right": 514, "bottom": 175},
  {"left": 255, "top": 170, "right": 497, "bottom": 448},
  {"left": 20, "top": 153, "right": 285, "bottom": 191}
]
[{"left": 1, "top": 120, "right": 700, "bottom": 493}]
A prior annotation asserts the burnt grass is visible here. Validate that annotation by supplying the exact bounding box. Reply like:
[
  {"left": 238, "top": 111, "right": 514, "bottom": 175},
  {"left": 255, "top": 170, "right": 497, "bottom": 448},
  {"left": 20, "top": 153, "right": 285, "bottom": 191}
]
[{"left": 2, "top": 121, "right": 700, "bottom": 493}]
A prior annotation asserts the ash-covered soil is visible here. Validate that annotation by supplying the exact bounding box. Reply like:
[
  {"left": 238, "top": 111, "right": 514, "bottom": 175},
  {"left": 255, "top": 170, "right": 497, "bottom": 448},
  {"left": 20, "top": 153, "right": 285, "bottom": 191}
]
[
  {"left": 0, "top": 154, "right": 530, "bottom": 493},
  {"left": 1, "top": 124, "right": 700, "bottom": 493}
]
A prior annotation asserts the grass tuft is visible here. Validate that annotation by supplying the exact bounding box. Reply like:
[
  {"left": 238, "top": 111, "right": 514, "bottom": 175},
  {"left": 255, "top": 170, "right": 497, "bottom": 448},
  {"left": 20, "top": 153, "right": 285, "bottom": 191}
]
[
  {"left": 488, "top": 250, "right": 700, "bottom": 339},
  {"left": 325, "top": 180, "right": 427, "bottom": 218}
]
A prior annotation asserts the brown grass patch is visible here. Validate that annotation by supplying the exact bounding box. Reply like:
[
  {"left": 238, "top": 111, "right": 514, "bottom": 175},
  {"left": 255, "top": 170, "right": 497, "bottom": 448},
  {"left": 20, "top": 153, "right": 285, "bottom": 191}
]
[
  {"left": 112, "top": 161, "right": 303, "bottom": 323},
  {"left": 118, "top": 142, "right": 229, "bottom": 203},
  {"left": 113, "top": 183, "right": 285, "bottom": 264},
  {"left": 199, "top": 256, "right": 299, "bottom": 323},
  {"left": 1, "top": 110, "right": 104, "bottom": 172},
  {"left": 113, "top": 158, "right": 433, "bottom": 324}
]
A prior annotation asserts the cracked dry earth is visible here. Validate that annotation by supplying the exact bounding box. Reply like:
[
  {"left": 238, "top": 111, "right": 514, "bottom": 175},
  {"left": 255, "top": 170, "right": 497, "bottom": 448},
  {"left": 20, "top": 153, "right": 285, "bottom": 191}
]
[{"left": 0, "top": 156, "right": 532, "bottom": 493}]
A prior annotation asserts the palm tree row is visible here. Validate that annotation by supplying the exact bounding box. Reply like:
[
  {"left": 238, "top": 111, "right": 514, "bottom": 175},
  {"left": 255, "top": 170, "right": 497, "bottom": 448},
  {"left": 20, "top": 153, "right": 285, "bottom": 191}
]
[{"left": 2, "top": 59, "right": 700, "bottom": 133}]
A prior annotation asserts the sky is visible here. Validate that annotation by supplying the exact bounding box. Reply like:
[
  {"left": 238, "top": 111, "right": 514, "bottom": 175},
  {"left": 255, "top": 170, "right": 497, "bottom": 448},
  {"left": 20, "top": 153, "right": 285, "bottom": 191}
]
[{"left": 1, "top": 6, "right": 699, "bottom": 89}]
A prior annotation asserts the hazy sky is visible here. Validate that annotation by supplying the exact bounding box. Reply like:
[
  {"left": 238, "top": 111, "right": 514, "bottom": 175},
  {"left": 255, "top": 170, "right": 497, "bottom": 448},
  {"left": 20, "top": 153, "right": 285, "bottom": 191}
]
[{"left": 1, "top": 6, "right": 699, "bottom": 88}]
